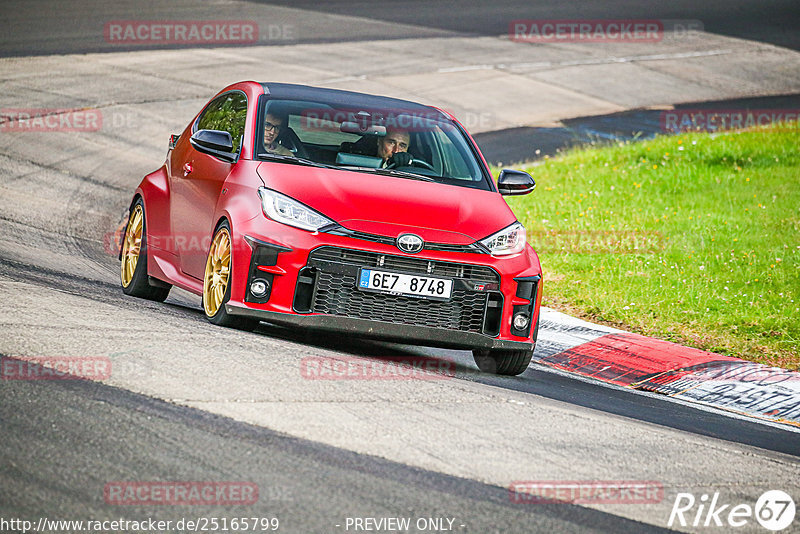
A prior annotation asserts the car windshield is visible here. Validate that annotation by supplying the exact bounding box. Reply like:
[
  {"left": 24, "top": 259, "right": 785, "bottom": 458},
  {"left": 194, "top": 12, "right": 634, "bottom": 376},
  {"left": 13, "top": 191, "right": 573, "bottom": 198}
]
[{"left": 257, "top": 98, "right": 492, "bottom": 190}]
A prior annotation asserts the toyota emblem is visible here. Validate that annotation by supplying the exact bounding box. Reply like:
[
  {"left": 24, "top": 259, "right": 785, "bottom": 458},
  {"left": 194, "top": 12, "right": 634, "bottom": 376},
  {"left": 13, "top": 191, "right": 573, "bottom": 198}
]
[{"left": 396, "top": 233, "right": 424, "bottom": 254}]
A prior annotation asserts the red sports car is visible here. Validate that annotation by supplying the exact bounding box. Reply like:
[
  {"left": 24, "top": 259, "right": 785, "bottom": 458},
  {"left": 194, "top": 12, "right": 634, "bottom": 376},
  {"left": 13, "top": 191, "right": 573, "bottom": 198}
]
[{"left": 120, "top": 81, "right": 542, "bottom": 375}]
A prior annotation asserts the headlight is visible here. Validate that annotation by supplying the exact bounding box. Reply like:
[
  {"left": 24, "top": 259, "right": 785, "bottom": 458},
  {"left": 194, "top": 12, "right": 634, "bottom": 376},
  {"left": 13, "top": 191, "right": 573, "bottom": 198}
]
[
  {"left": 258, "top": 187, "right": 334, "bottom": 231},
  {"left": 480, "top": 222, "right": 526, "bottom": 256}
]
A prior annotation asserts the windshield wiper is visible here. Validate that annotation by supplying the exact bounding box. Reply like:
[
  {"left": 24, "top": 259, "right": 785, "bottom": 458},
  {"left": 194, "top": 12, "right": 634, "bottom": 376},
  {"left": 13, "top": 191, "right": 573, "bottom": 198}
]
[
  {"left": 256, "top": 153, "right": 338, "bottom": 170},
  {"left": 345, "top": 166, "right": 436, "bottom": 182}
]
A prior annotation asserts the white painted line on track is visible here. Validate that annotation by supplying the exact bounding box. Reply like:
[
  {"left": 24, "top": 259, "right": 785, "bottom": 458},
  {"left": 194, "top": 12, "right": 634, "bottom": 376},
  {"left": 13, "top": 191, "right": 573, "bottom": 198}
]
[
  {"left": 438, "top": 49, "right": 734, "bottom": 73},
  {"left": 437, "top": 64, "right": 497, "bottom": 73},
  {"left": 318, "top": 74, "right": 368, "bottom": 83},
  {"left": 558, "top": 49, "right": 734, "bottom": 66}
]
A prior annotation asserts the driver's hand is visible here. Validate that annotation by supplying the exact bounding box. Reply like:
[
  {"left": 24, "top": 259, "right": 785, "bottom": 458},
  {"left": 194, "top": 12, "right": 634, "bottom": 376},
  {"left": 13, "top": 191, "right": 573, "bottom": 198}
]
[{"left": 389, "top": 152, "right": 413, "bottom": 167}]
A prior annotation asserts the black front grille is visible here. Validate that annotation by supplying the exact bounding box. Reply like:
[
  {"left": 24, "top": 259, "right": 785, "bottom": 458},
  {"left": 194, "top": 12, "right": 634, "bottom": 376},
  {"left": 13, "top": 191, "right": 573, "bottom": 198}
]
[
  {"left": 309, "top": 247, "right": 499, "bottom": 282},
  {"left": 302, "top": 247, "right": 501, "bottom": 335}
]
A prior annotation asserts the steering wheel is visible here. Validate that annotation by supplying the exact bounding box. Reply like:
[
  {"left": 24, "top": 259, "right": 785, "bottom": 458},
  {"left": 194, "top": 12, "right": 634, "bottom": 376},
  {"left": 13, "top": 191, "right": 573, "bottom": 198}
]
[
  {"left": 386, "top": 157, "right": 435, "bottom": 172},
  {"left": 278, "top": 128, "right": 309, "bottom": 159}
]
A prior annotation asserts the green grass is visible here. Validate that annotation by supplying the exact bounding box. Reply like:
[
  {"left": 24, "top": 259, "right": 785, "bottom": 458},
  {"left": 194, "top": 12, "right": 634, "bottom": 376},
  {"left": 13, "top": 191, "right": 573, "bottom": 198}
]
[{"left": 503, "top": 123, "right": 800, "bottom": 368}]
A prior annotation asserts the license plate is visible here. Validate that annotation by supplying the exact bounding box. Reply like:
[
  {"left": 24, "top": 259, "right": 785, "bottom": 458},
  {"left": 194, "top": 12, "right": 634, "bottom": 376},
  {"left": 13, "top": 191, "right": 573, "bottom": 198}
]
[{"left": 358, "top": 269, "right": 453, "bottom": 300}]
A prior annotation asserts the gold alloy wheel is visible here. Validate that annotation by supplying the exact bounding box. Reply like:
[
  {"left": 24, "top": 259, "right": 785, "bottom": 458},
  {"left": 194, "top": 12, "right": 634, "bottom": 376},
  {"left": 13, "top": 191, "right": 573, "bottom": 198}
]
[
  {"left": 203, "top": 227, "right": 231, "bottom": 317},
  {"left": 120, "top": 204, "right": 143, "bottom": 287}
]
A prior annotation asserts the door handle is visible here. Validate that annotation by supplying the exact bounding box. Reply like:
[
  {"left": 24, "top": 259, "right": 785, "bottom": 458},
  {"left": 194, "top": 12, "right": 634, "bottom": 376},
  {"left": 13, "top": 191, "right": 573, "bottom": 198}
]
[{"left": 183, "top": 162, "right": 193, "bottom": 176}]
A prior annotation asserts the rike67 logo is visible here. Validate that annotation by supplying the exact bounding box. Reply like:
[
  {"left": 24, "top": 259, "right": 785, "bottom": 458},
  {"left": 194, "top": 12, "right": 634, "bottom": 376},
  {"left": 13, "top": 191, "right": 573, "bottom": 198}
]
[{"left": 669, "top": 490, "right": 795, "bottom": 531}]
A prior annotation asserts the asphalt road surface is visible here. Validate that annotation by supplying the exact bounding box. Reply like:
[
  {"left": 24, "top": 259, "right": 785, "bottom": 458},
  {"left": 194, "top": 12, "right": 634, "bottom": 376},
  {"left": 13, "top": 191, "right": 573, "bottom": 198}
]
[
  {"left": 1, "top": 0, "right": 798, "bottom": 55},
  {"left": 1, "top": 376, "right": 670, "bottom": 534},
  {"left": 258, "top": 0, "right": 800, "bottom": 51}
]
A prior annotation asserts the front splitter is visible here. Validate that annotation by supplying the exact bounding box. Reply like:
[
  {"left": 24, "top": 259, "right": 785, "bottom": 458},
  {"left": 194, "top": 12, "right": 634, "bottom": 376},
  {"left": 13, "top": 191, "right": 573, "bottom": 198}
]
[{"left": 225, "top": 303, "right": 535, "bottom": 352}]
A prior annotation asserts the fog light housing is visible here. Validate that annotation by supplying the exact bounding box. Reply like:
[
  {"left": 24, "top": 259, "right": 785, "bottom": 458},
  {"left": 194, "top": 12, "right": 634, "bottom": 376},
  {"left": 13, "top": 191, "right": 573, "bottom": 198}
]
[
  {"left": 250, "top": 279, "right": 270, "bottom": 298},
  {"left": 513, "top": 313, "right": 529, "bottom": 331}
]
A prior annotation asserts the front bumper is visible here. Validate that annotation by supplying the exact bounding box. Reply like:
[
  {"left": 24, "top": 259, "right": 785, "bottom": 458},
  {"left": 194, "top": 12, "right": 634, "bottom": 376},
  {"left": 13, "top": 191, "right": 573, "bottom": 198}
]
[
  {"left": 228, "top": 216, "right": 542, "bottom": 351},
  {"left": 225, "top": 303, "right": 535, "bottom": 351}
]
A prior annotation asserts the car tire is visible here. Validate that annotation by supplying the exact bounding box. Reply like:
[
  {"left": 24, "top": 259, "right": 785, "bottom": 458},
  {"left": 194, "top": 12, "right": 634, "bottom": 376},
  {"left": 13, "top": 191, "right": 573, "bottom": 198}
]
[
  {"left": 120, "top": 198, "right": 171, "bottom": 302},
  {"left": 472, "top": 349, "right": 533, "bottom": 376},
  {"left": 202, "top": 220, "right": 259, "bottom": 331}
]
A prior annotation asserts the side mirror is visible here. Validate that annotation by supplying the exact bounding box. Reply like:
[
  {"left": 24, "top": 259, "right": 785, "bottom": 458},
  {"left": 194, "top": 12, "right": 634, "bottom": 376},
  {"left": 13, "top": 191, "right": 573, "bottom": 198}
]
[
  {"left": 190, "top": 129, "right": 236, "bottom": 162},
  {"left": 497, "top": 169, "right": 535, "bottom": 196}
]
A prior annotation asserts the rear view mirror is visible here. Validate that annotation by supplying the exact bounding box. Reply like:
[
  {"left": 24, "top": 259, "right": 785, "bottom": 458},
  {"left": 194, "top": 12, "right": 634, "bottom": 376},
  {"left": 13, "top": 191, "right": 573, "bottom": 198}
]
[
  {"left": 497, "top": 169, "right": 536, "bottom": 196},
  {"left": 340, "top": 122, "right": 386, "bottom": 136}
]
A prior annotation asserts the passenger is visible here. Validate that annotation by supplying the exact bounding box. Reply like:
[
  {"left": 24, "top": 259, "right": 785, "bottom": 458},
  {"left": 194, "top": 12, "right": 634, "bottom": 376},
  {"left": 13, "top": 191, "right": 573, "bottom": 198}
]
[{"left": 263, "top": 112, "right": 293, "bottom": 156}]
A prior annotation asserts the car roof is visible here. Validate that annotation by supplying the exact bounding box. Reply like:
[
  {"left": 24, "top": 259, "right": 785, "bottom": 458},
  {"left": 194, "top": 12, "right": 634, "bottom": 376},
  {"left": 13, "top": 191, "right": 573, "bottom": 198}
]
[{"left": 260, "top": 82, "right": 446, "bottom": 117}]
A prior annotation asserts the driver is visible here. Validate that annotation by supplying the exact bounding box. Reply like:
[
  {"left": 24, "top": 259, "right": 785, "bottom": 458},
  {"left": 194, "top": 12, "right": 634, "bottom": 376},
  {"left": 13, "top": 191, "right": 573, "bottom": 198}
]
[
  {"left": 376, "top": 127, "right": 413, "bottom": 168},
  {"left": 263, "top": 112, "right": 293, "bottom": 156}
]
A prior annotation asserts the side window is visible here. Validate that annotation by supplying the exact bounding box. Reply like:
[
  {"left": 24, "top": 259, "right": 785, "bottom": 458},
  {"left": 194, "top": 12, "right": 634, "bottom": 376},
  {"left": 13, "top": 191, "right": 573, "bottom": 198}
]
[
  {"left": 431, "top": 126, "right": 474, "bottom": 180},
  {"left": 195, "top": 92, "right": 248, "bottom": 153}
]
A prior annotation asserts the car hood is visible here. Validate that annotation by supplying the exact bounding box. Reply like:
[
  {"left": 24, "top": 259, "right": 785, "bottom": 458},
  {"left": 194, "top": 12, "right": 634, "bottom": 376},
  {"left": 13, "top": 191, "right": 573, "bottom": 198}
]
[{"left": 256, "top": 162, "right": 517, "bottom": 243}]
